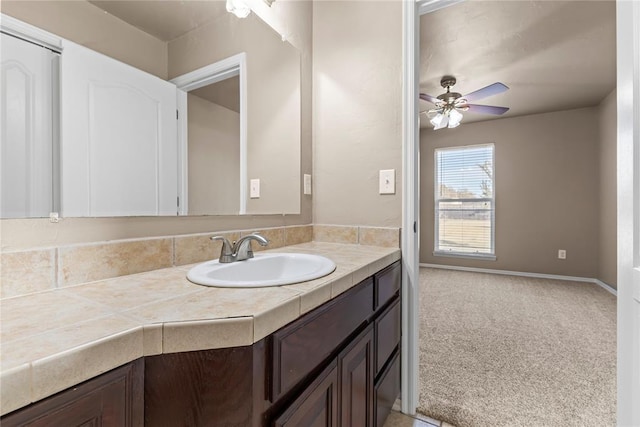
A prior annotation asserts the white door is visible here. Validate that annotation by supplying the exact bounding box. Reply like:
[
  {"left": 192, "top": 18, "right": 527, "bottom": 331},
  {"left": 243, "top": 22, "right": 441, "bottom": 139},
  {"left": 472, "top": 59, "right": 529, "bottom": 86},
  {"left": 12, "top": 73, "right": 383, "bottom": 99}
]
[
  {"left": 616, "top": 1, "right": 639, "bottom": 426},
  {"left": 0, "top": 33, "right": 56, "bottom": 218},
  {"left": 60, "top": 40, "right": 177, "bottom": 217}
]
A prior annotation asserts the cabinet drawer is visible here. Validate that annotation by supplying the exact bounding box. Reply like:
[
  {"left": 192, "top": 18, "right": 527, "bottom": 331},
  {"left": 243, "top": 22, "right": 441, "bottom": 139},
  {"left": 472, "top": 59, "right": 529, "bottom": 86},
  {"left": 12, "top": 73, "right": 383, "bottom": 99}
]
[
  {"left": 374, "top": 350, "right": 400, "bottom": 427},
  {"left": 271, "top": 278, "right": 374, "bottom": 401},
  {"left": 375, "top": 261, "right": 401, "bottom": 310},
  {"left": 375, "top": 298, "right": 401, "bottom": 376}
]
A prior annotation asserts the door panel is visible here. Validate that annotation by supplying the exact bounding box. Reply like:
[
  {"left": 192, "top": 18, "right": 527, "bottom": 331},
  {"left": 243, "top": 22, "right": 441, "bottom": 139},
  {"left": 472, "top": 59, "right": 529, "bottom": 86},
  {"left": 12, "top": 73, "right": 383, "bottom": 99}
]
[
  {"left": 0, "top": 33, "right": 55, "bottom": 218},
  {"left": 60, "top": 40, "right": 177, "bottom": 216}
]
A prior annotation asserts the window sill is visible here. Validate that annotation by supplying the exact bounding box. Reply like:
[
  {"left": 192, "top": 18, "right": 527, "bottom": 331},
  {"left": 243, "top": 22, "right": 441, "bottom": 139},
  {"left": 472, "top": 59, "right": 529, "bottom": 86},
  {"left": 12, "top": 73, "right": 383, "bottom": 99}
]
[{"left": 433, "top": 251, "right": 496, "bottom": 261}]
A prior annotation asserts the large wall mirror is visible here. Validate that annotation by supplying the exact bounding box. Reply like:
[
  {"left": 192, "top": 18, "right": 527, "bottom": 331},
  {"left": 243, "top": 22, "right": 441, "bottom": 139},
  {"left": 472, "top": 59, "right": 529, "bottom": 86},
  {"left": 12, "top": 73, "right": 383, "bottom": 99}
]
[{"left": 0, "top": 1, "right": 301, "bottom": 218}]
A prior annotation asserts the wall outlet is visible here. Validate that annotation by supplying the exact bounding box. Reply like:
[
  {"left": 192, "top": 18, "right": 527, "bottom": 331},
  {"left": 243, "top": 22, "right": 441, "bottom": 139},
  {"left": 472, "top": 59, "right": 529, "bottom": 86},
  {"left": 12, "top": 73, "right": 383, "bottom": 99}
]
[
  {"left": 379, "top": 169, "right": 395, "bottom": 194},
  {"left": 303, "top": 174, "right": 312, "bottom": 195},
  {"left": 558, "top": 249, "right": 567, "bottom": 260},
  {"left": 250, "top": 179, "right": 260, "bottom": 198}
]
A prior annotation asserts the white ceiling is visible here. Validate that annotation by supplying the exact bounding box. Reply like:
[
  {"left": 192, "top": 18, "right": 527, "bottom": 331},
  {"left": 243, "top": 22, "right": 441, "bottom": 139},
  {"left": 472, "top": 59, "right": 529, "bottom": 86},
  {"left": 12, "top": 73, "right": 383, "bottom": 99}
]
[
  {"left": 88, "top": 0, "right": 228, "bottom": 42},
  {"left": 419, "top": 0, "right": 616, "bottom": 126}
]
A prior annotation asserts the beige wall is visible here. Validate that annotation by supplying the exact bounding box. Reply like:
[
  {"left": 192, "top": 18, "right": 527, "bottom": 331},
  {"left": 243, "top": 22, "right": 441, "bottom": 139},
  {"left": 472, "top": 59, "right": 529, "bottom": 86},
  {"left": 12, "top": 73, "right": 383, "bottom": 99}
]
[
  {"left": 421, "top": 107, "right": 601, "bottom": 279},
  {"left": 597, "top": 90, "right": 617, "bottom": 287},
  {"left": 0, "top": 1, "right": 312, "bottom": 251},
  {"left": 168, "top": 12, "right": 301, "bottom": 215},
  {"left": 312, "top": 1, "right": 403, "bottom": 227},
  {"left": 187, "top": 94, "right": 240, "bottom": 215},
  {"left": 1, "top": 1, "right": 167, "bottom": 79}
]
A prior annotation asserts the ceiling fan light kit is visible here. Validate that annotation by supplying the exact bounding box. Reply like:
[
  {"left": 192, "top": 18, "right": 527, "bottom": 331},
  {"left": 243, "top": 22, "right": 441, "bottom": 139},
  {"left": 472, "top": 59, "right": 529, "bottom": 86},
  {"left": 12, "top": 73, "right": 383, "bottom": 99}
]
[{"left": 420, "top": 75, "right": 510, "bottom": 130}]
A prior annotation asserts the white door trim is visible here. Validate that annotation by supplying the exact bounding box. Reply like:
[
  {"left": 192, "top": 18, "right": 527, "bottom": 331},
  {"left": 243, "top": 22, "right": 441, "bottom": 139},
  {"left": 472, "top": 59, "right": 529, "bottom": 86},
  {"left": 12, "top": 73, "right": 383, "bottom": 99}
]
[
  {"left": 616, "top": 1, "right": 640, "bottom": 425},
  {"left": 401, "top": 0, "right": 420, "bottom": 415},
  {"left": 170, "top": 53, "right": 248, "bottom": 215},
  {"left": 0, "top": 14, "right": 61, "bottom": 52}
]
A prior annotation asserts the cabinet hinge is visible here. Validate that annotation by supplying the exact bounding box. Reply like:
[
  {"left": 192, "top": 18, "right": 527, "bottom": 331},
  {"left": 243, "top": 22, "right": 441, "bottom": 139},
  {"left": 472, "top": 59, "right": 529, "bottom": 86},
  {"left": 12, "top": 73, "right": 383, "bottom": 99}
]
[{"left": 176, "top": 109, "right": 179, "bottom": 119}]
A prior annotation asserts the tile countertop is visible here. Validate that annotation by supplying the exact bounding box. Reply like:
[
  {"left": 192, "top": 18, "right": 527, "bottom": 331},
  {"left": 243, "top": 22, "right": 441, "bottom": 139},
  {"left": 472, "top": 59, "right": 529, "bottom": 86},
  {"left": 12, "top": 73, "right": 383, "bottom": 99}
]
[{"left": 0, "top": 242, "right": 401, "bottom": 416}]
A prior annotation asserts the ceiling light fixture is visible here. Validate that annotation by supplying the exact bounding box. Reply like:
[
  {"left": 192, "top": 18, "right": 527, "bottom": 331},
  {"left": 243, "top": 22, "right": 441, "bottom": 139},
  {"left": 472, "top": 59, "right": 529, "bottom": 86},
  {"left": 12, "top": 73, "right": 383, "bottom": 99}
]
[
  {"left": 226, "top": 0, "right": 251, "bottom": 18},
  {"left": 427, "top": 105, "right": 463, "bottom": 130},
  {"left": 420, "top": 76, "right": 510, "bottom": 130}
]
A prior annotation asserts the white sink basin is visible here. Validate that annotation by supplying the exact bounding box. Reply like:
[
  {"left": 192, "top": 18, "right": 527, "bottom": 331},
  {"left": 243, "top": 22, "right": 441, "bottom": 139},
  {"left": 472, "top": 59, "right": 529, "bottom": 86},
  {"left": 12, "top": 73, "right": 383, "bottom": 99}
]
[{"left": 187, "top": 253, "right": 336, "bottom": 288}]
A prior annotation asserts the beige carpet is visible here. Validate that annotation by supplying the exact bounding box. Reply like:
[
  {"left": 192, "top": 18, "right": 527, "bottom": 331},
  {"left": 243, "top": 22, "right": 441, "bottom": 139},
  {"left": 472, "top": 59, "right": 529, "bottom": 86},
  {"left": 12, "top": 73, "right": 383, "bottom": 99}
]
[{"left": 418, "top": 268, "right": 616, "bottom": 427}]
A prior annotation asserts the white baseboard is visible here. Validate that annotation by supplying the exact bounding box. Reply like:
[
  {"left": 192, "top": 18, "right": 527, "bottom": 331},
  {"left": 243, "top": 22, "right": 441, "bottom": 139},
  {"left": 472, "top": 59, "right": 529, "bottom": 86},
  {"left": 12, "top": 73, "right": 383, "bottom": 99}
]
[{"left": 420, "top": 263, "right": 618, "bottom": 296}]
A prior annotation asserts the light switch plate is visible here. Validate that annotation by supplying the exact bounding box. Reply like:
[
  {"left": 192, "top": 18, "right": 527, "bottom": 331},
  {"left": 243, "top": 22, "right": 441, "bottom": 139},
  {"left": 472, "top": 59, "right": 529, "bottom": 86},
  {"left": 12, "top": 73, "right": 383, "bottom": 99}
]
[
  {"left": 250, "top": 179, "right": 260, "bottom": 198},
  {"left": 379, "top": 169, "right": 395, "bottom": 194},
  {"left": 303, "top": 174, "right": 312, "bottom": 195}
]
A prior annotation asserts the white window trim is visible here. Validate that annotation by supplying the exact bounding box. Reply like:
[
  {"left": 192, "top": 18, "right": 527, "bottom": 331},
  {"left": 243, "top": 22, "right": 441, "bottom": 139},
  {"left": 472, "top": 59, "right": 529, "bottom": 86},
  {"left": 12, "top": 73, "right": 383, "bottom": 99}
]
[{"left": 433, "top": 143, "right": 496, "bottom": 259}]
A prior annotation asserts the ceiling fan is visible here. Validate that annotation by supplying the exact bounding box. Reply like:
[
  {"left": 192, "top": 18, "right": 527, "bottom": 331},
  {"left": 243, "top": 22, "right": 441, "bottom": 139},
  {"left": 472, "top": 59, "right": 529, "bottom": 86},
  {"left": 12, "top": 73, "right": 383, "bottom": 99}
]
[{"left": 420, "top": 76, "right": 510, "bottom": 130}]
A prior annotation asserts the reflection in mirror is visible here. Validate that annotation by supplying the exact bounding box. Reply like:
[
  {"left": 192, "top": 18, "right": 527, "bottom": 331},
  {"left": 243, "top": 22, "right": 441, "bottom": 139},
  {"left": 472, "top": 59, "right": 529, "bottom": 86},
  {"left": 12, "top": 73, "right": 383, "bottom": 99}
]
[
  {"left": 0, "top": 2, "right": 302, "bottom": 218},
  {"left": 187, "top": 76, "right": 241, "bottom": 216},
  {"left": 0, "top": 31, "right": 59, "bottom": 219}
]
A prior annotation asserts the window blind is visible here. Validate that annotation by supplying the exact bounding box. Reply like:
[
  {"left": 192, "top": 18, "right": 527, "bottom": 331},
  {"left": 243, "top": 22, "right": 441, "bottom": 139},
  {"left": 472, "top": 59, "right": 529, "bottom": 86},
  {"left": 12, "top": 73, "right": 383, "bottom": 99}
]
[{"left": 434, "top": 144, "right": 495, "bottom": 256}]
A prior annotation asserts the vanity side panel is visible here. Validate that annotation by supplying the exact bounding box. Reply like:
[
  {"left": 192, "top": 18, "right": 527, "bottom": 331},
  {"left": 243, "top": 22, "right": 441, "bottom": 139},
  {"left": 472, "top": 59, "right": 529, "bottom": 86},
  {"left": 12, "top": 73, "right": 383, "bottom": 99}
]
[
  {"left": 144, "top": 346, "right": 257, "bottom": 427},
  {"left": 0, "top": 359, "right": 143, "bottom": 427}
]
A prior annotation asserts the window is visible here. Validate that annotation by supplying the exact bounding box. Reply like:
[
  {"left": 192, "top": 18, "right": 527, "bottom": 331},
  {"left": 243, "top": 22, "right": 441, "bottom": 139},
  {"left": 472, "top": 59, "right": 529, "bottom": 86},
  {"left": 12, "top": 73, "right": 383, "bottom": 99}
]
[{"left": 434, "top": 144, "right": 495, "bottom": 259}]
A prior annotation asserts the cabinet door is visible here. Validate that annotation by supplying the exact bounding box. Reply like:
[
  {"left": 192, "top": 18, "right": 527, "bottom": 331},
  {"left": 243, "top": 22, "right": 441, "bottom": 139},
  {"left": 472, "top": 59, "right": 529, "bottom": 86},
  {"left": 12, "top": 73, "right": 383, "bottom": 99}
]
[
  {"left": 1, "top": 360, "right": 143, "bottom": 427},
  {"left": 274, "top": 361, "right": 338, "bottom": 427},
  {"left": 375, "top": 298, "right": 401, "bottom": 376},
  {"left": 374, "top": 350, "right": 400, "bottom": 427},
  {"left": 338, "top": 325, "right": 374, "bottom": 427}
]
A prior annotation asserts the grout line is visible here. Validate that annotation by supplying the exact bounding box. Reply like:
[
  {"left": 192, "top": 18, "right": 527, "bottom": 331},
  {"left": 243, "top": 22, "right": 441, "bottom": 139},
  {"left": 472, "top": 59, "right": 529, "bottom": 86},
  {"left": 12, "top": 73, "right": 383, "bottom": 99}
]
[
  {"left": 172, "top": 237, "right": 176, "bottom": 267},
  {"left": 54, "top": 247, "right": 60, "bottom": 289}
]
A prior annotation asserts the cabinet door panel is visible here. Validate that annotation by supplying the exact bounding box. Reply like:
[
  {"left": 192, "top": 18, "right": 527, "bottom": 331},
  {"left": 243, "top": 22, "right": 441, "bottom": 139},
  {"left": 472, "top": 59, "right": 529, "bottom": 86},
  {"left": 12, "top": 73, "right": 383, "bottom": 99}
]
[
  {"left": 274, "top": 361, "right": 338, "bottom": 427},
  {"left": 339, "top": 325, "right": 374, "bottom": 427},
  {"left": 272, "top": 278, "right": 373, "bottom": 401},
  {"left": 375, "top": 262, "right": 401, "bottom": 310},
  {"left": 374, "top": 350, "right": 400, "bottom": 427},
  {"left": 375, "top": 298, "right": 401, "bottom": 376}
]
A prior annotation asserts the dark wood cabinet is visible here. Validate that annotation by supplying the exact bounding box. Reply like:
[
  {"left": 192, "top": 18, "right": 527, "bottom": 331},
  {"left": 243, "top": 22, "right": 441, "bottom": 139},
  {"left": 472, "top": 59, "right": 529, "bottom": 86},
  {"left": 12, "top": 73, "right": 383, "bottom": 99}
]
[
  {"left": 144, "top": 343, "right": 266, "bottom": 427},
  {"left": 338, "top": 325, "right": 374, "bottom": 427},
  {"left": 375, "top": 298, "right": 401, "bottom": 376},
  {"left": 374, "top": 350, "right": 400, "bottom": 427},
  {"left": 1, "top": 359, "right": 143, "bottom": 427},
  {"left": 273, "top": 361, "right": 338, "bottom": 427},
  {"left": 272, "top": 278, "right": 374, "bottom": 401},
  {"left": 3, "top": 261, "right": 402, "bottom": 427},
  {"left": 375, "top": 261, "right": 401, "bottom": 310},
  {"left": 276, "top": 260, "right": 402, "bottom": 427}
]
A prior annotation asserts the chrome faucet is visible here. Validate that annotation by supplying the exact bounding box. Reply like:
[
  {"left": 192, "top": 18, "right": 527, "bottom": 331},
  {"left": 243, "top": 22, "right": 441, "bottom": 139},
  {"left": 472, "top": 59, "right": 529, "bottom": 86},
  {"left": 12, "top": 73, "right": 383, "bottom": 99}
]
[
  {"left": 210, "top": 236, "right": 235, "bottom": 263},
  {"left": 210, "top": 232, "right": 269, "bottom": 263}
]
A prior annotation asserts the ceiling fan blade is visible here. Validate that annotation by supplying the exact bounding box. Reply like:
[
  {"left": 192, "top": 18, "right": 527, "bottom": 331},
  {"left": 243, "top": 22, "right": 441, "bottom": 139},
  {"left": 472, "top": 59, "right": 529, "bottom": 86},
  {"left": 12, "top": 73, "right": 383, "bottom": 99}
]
[
  {"left": 419, "top": 93, "right": 439, "bottom": 104},
  {"left": 465, "top": 104, "right": 510, "bottom": 115},
  {"left": 462, "top": 82, "right": 509, "bottom": 102}
]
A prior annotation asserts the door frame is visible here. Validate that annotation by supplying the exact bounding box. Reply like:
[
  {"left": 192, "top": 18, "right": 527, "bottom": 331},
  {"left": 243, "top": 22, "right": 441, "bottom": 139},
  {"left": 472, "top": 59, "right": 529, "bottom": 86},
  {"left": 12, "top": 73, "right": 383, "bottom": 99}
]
[
  {"left": 400, "top": 0, "right": 420, "bottom": 415},
  {"left": 616, "top": 1, "right": 639, "bottom": 425},
  {"left": 170, "top": 53, "right": 248, "bottom": 215},
  {"left": 402, "top": 0, "right": 640, "bottom": 422}
]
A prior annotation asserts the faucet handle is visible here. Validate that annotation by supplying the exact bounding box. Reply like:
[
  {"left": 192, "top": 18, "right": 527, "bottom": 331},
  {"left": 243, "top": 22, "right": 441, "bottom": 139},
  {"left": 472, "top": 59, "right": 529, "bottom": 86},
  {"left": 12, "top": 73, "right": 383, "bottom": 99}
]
[
  {"left": 210, "top": 236, "right": 234, "bottom": 263},
  {"left": 233, "top": 233, "right": 270, "bottom": 261}
]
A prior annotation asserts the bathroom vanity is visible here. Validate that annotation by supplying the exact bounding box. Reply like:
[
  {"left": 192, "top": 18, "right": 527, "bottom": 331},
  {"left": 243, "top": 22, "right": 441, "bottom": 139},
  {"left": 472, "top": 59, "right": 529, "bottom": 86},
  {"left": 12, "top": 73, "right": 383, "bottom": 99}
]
[{"left": 0, "top": 245, "right": 401, "bottom": 427}]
